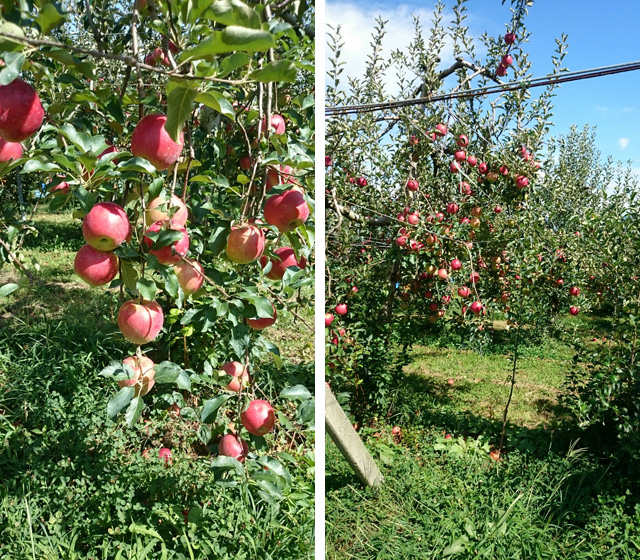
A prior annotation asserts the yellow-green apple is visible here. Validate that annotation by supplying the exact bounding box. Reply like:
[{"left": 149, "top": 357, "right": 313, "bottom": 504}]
[
  {"left": 246, "top": 303, "right": 276, "bottom": 330},
  {"left": 0, "top": 79, "right": 44, "bottom": 142},
  {"left": 226, "top": 224, "right": 265, "bottom": 264},
  {"left": 82, "top": 202, "right": 130, "bottom": 251},
  {"left": 131, "top": 114, "right": 184, "bottom": 170},
  {"left": 143, "top": 221, "right": 189, "bottom": 264},
  {"left": 117, "top": 299, "right": 164, "bottom": 344},
  {"left": 218, "top": 434, "right": 248, "bottom": 461},
  {"left": 240, "top": 399, "right": 275, "bottom": 436},
  {"left": 173, "top": 260, "right": 204, "bottom": 295},
  {"left": 0, "top": 138, "right": 22, "bottom": 162},
  {"left": 118, "top": 355, "right": 156, "bottom": 397},
  {"left": 74, "top": 244, "right": 118, "bottom": 286},
  {"left": 220, "top": 361, "right": 250, "bottom": 392},
  {"left": 263, "top": 188, "right": 309, "bottom": 232},
  {"left": 259, "top": 247, "right": 305, "bottom": 280},
  {"left": 146, "top": 194, "right": 188, "bottom": 227}
]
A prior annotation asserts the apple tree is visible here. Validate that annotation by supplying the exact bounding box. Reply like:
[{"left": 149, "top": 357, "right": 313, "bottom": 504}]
[
  {"left": 0, "top": 0, "right": 315, "bottom": 489},
  {"left": 325, "top": 0, "right": 639, "bottom": 454}
]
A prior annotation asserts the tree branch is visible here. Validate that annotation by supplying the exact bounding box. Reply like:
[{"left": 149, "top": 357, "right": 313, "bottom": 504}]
[{"left": 326, "top": 196, "right": 392, "bottom": 226}]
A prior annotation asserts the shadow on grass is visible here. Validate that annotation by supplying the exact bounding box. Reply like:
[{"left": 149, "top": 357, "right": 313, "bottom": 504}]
[{"left": 22, "top": 213, "right": 84, "bottom": 251}]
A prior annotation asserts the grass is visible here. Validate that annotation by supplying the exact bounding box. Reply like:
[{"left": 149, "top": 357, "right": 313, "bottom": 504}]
[
  {"left": 0, "top": 211, "right": 315, "bottom": 559},
  {"left": 326, "top": 320, "right": 640, "bottom": 559}
]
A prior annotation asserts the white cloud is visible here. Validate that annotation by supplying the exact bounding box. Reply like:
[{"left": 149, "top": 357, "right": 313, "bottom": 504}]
[
  {"left": 325, "top": 2, "right": 456, "bottom": 97},
  {"left": 618, "top": 137, "right": 629, "bottom": 149}
]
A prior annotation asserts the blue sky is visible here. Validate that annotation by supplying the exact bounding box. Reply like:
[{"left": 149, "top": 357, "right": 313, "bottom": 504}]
[{"left": 326, "top": 0, "right": 640, "bottom": 170}]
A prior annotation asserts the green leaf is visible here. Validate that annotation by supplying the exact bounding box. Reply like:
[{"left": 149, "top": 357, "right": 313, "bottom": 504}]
[
  {"left": 153, "top": 361, "right": 185, "bottom": 384},
  {"left": 107, "top": 386, "right": 135, "bottom": 419},
  {"left": 137, "top": 278, "right": 157, "bottom": 301},
  {"left": 230, "top": 324, "right": 250, "bottom": 357},
  {"left": 180, "top": 27, "right": 275, "bottom": 61},
  {"left": 205, "top": 0, "right": 261, "bottom": 28},
  {"left": 128, "top": 522, "right": 164, "bottom": 542},
  {"left": 210, "top": 455, "right": 244, "bottom": 476},
  {"left": 125, "top": 397, "right": 144, "bottom": 427},
  {"left": 117, "top": 158, "right": 158, "bottom": 174},
  {"left": 0, "top": 283, "right": 19, "bottom": 297},
  {"left": 208, "top": 221, "right": 231, "bottom": 256},
  {"left": 195, "top": 91, "right": 234, "bottom": 119},
  {"left": 0, "top": 21, "right": 25, "bottom": 52},
  {"left": 120, "top": 260, "right": 139, "bottom": 293},
  {"left": 166, "top": 85, "right": 196, "bottom": 143},
  {"left": 36, "top": 2, "right": 67, "bottom": 34},
  {"left": 150, "top": 228, "right": 184, "bottom": 249},
  {"left": 280, "top": 384, "right": 311, "bottom": 402},
  {"left": 443, "top": 535, "right": 469, "bottom": 556},
  {"left": 21, "top": 159, "right": 61, "bottom": 174},
  {"left": 0, "top": 52, "right": 25, "bottom": 85},
  {"left": 296, "top": 398, "right": 314, "bottom": 426},
  {"left": 248, "top": 60, "right": 297, "bottom": 83},
  {"left": 201, "top": 394, "right": 233, "bottom": 423}
]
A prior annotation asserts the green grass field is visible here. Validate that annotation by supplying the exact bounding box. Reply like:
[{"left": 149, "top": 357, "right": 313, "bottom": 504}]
[
  {"left": 326, "top": 329, "right": 640, "bottom": 559},
  {"left": 0, "top": 212, "right": 315, "bottom": 559}
]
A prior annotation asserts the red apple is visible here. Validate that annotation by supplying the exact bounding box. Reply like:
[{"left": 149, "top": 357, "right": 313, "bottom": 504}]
[
  {"left": 119, "top": 355, "right": 155, "bottom": 397},
  {"left": 466, "top": 155, "right": 477, "bottom": 167},
  {"left": 406, "top": 179, "right": 419, "bottom": 191},
  {"left": 335, "top": 303, "right": 348, "bottom": 315},
  {"left": 569, "top": 306, "right": 580, "bottom": 316},
  {"left": 454, "top": 150, "right": 466, "bottom": 162},
  {"left": 226, "top": 224, "right": 265, "bottom": 264},
  {"left": 470, "top": 301, "right": 483, "bottom": 314},
  {"left": 241, "top": 399, "right": 275, "bottom": 436},
  {"left": 74, "top": 244, "right": 118, "bottom": 286},
  {"left": 146, "top": 195, "right": 188, "bottom": 227},
  {"left": 261, "top": 114, "right": 286, "bottom": 135},
  {"left": 0, "top": 79, "right": 44, "bottom": 142},
  {"left": 263, "top": 189, "right": 309, "bottom": 232},
  {"left": 82, "top": 202, "right": 130, "bottom": 251},
  {"left": 502, "top": 54, "right": 513, "bottom": 66},
  {"left": 515, "top": 175, "right": 529, "bottom": 189},
  {"left": 451, "top": 259, "right": 462, "bottom": 271},
  {"left": 391, "top": 426, "right": 401, "bottom": 435},
  {"left": 449, "top": 161, "right": 461, "bottom": 173},
  {"left": 220, "top": 361, "right": 250, "bottom": 392},
  {"left": 159, "top": 447, "right": 172, "bottom": 465},
  {"left": 437, "top": 268, "right": 448, "bottom": 281},
  {"left": 143, "top": 222, "right": 189, "bottom": 265},
  {"left": 218, "top": 434, "right": 249, "bottom": 461},
  {"left": 174, "top": 260, "right": 205, "bottom": 295},
  {"left": 0, "top": 138, "right": 23, "bottom": 162},
  {"left": 505, "top": 32, "right": 516, "bottom": 44},
  {"left": 569, "top": 286, "right": 580, "bottom": 297},
  {"left": 478, "top": 162, "right": 488, "bottom": 174},
  {"left": 458, "top": 286, "right": 470, "bottom": 298},
  {"left": 447, "top": 378, "right": 454, "bottom": 386},
  {"left": 259, "top": 247, "right": 304, "bottom": 280},
  {"left": 434, "top": 123, "right": 447, "bottom": 137},
  {"left": 117, "top": 299, "right": 164, "bottom": 345},
  {"left": 49, "top": 182, "right": 70, "bottom": 195},
  {"left": 131, "top": 114, "right": 184, "bottom": 171},
  {"left": 247, "top": 304, "right": 277, "bottom": 330},
  {"left": 456, "top": 135, "right": 468, "bottom": 148},
  {"left": 446, "top": 203, "right": 459, "bottom": 215},
  {"left": 325, "top": 313, "right": 334, "bottom": 327}
]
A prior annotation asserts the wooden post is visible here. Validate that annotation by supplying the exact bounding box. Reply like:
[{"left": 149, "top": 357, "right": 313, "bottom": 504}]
[{"left": 325, "top": 383, "right": 384, "bottom": 488}]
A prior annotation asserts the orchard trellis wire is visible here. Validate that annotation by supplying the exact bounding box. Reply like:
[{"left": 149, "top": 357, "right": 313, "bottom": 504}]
[{"left": 325, "top": 60, "right": 640, "bottom": 116}]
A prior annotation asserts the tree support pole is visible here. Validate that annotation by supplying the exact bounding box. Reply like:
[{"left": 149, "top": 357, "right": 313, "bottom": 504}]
[{"left": 325, "top": 383, "right": 384, "bottom": 488}]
